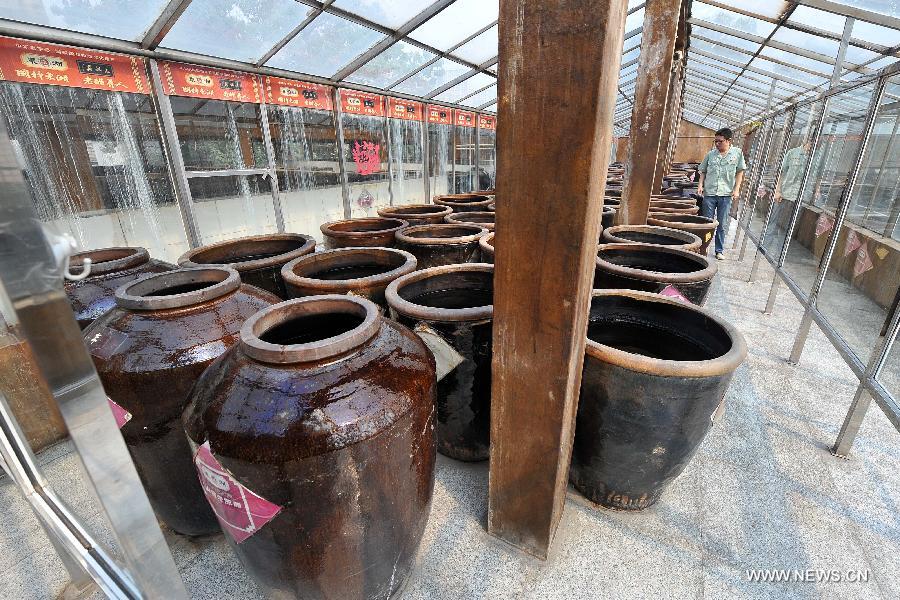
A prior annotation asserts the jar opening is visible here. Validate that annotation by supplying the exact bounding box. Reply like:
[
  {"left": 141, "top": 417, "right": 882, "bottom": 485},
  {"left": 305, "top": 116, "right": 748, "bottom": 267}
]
[
  {"left": 147, "top": 281, "right": 218, "bottom": 297},
  {"left": 598, "top": 247, "right": 705, "bottom": 275},
  {"left": 400, "top": 271, "right": 493, "bottom": 309},
  {"left": 259, "top": 312, "right": 366, "bottom": 346}
]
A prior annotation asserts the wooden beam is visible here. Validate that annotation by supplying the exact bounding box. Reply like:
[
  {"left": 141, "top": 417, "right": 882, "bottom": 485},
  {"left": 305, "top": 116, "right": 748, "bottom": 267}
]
[
  {"left": 620, "top": 0, "right": 684, "bottom": 224},
  {"left": 653, "top": 4, "right": 689, "bottom": 192},
  {"left": 488, "top": 0, "right": 628, "bottom": 559}
]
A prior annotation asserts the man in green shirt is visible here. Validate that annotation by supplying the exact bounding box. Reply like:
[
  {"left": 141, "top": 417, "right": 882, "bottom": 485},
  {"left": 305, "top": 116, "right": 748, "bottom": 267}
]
[{"left": 697, "top": 128, "right": 747, "bottom": 260}]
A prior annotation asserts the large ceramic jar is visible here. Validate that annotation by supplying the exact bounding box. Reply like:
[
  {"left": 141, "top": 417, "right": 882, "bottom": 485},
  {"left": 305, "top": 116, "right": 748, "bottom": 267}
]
[
  {"left": 601, "top": 206, "right": 617, "bottom": 230},
  {"left": 479, "top": 232, "right": 495, "bottom": 264},
  {"left": 320, "top": 217, "right": 408, "bottom": 250},
  {"left": 602, "top": 225, "right": 702, "bottom": 253},
  {"left": 65, "top": 247, "right": 175, "bottom": 329},
  {"left": 183, "top": 295, "right": 436, "bottom": 599},
  {"left": 571, "top": 290, "right": 746, "bottom": 510},
  {"left": 378, "top": 204, "right": 452, "bottom": 225},
  {"left": 178, "top": 234, "right": 315, "bottom": 299},
  {"left": 386, "top": 264, "right": 493, "bottom": 461},
  {"left": 395, "top": 224, "right": 487, "bottom": 270},
  {"left": 594, "top": 243, "right": 717, "bottom": 305},
  {"left": 281, "top": 247, "right": 417, "bottom": 309},
  {"left": 647, "top": 214, "right": 718, "bottom": 255},
  {"left": 444, "top": 211, "right": 495, "bottom": 231},
  {"left": 433, "top": 194, "right": 493, "bottom": 213},
  {"left": 85, "top": 267, "right": 278, "bottom": 536},
  {"left": 648, "top": 200, "right": 700, "bottom": 215}
]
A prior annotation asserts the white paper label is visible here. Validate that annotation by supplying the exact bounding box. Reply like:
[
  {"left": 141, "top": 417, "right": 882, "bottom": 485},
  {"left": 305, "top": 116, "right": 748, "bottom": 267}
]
[{"left": 414, "top": 323, "right": 465, "bottom": 381}]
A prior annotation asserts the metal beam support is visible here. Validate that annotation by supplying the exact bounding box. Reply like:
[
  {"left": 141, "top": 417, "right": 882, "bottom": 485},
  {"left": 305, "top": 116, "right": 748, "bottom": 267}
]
[
  {"left": 332, "top": 87, "right": 351, "bottom": 219},
  {"left": 831, "top": 17, "right": 855, "bottom": 87},
  {"left": 424, "top": 57, "right": 499, "bottom": 100},
  {"left": 257, "top": 97, "right": 285, "bottom": 232},
  {"left": 489, "top": 0, "right": 628, "bottom": 559},
  {"left": 797, "top": 0, "right": 900, "bottom": 32},
  {"left": 140, "top": 0, "right": 193, "bottom": 50},
  {"left": 620, "top": 0, "right": 682, "bottom": 224}
]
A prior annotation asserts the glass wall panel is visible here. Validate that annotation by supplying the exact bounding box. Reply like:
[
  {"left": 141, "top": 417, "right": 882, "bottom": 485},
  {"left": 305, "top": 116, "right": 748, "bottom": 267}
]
[
  {"left": 761, "top": 101, "right": 820, "bottom": 258},
  {"left": 427, "top": 119, "right": 453, "bottom": 198},
  {"left": 751, "top": 112, "right": 788, "bottom": 238},
  {"left": 387, "top": 117, "right": 425, "bottom": 205},
  {"left": 188, "top": 173, "right": 277, "bottom": 243},
  {"left": 817, "top": 75, "right": 900, "bottom": 364},
  {"left": 341, "top": 112, "right": 390, "bottom": 218},
  {"left": 171, "top": 97, "right": 266, "bottom": 171},
  {"left": 478, "top": 128, "right": 497, "bottom": 190},
  {"left": 454, "top": 122, "right": 477, "bottom": 193},
  {"left": 0, "top": 83, "right": 187, "bottom": 262},
  {"left": 876, "top": 327, "right": 899, "bottom": 403},
  {"left": 267, "top": 105, "right": 343, "bottom": 239},
  {"left": 782, "top": 82, "right": 877, "bottom": 298}
]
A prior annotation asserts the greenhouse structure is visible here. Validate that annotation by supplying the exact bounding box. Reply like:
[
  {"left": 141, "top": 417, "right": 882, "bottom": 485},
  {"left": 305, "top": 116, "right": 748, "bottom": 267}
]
[{"left": 0, "top": 0, "right": 897, "bottom": 598}]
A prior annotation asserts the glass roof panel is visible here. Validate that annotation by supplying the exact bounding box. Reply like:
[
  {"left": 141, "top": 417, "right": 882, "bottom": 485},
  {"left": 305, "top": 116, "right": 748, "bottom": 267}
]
[
  {"left": 718, "top": 0, "right": 790, "bottom": 19},
  {"left": 758, "top": 46, "right": 833, "bottom": 76},
  {"left": 482, "top": 102, "right": 497, "bottom": 113},
  {"left": 392, "top": 57, "right": 470, "bottom": 95},
  {"left": 160, "top": 0, "right": 310, "bottom": 63},
  {"left": 787, "top": 6, "right": 846, "bottom": 35},
  {"left": 691, "top": 2, "right": 777, "bottom": 38},
  {"left": 332, "top": 0, "right": 436, "bottom": 28},
  {"left": 771, "top": 26, "right": 839, "bottom": 56},
  {"left": 851, "top": 19, "right": 900, "bottom": 48},
  {"left": 450, "top": 24, "right": 498, "bottom": 65},
  {"left": 624, "top": 8, "right": 644, "bottom": 32},
  {"left": 408, "top": 0, "right": 499, "bottom": 51},
  {"left": 460, "top": 85, "right": 496, "bottom": 108},
  {"left": 344, "top": 40, "right": 436, "bottom": 87},
  {"left": 0, "top": 0, "right": 172, "bottom": 41},
  {"left": 433, "top": 73, "right": 494, "bottom": 102},
  {"left": 691, "top": 38, "right": 755, "bottom": 63},
  {"left": 622, "top": 46, "right": 640, "bottom": 64},
  {"left": 690, "top": 25, "right": 759, "bottom": 52},
  {"left": 843, "top": 45, "right": 880, "bottom": 67},
  {"left": 266, "top": 11, "right": 384, "bottom": 77}
]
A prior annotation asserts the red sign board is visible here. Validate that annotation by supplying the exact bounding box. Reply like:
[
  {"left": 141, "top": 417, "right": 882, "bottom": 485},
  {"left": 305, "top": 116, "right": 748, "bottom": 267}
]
[
  {"left": 339, "top": 89, "right": 384, "bottom": 117},
  {"left": 387, "top": 97, "right": 423, "bottom": 121},
  {"left": 159, "top": 61, "right": 261, "bottom": 103},
  {"left": 478, "top": 114, "right": 496, "bottom": 130},
  {"left": 455, "top": 109, "right": 476, "bottom": 127},
  {"left": 0, "top": 36, "right": 149, "bottom": 93},
  {"left": 264, "top": 76, "right": 332, "bottom": 110},
  {"left": 427, "top": 104, "right": 452, "bottom": 125}
]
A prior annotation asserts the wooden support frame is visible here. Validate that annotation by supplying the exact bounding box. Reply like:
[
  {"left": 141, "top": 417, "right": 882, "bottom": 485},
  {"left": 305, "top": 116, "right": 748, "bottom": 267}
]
[
  {"left": 653, "top": 3, "right": 690, "bottom": 192},
  {"left": 620, "top": 0, "right": 683, "bottom": 224},
  {"left": 488, "top": 0, "right": 629, "bottom": 559}
]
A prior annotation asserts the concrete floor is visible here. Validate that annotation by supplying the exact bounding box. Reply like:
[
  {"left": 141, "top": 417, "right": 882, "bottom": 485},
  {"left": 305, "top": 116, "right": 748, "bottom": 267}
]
[{"left": 1, "top": 220, "right": 899, "bottom": 599}]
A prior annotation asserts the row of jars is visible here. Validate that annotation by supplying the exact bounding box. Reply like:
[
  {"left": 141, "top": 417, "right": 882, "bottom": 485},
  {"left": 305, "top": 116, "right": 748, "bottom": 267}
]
[{"left": 62, "top": 189, "right": 745, "bottom": 598}]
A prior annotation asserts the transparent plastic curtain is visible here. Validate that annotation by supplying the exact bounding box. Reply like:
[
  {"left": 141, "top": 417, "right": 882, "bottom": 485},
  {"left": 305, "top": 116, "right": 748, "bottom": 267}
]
[
  {"left": 341, "top": 113, "right": 390, "bottom": 217},
  {"left": 454, "top": 125, "right": 477, "bottom": 193},
  {"left": 479, "top": 129, "right": 496, "bottom": 190},
  {"left": 388, "top": 118, "right": 425, "bottom": 205},
  {"left": 428, "top": 122, "right": 453, "bottom": 199},
  {"left": 0, "top": 82, "right": 186, "bottom": 262},
  {"left": 268, "top": 104, "right": 343, "bottom": 237}
]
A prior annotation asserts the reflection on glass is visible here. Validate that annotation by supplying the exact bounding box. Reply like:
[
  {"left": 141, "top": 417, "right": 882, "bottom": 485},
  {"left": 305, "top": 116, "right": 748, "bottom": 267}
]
[
  {"left": 782, "top": 82, "right": 877, "bottom": 299},
  {"left": 388, "top": 118, "right": 425, "bottom": 204},
  {"left": 393, "top": 58, "right": 470, "bottom": 97},
  {"left": 749, "top": 114, "right": 786, "bottom": 238},
  {"left": 479, "top": 129, "right": 497, "bottom": 190},
  {"left": 817, "top": 76, "right": 900, "bottom": 364},
  {"left": 171, "top": 97, "right": 266, "bottom": 171},
  {"left": 454, "top": 124, "right": 476, "bottom": 193},
  {"left": 267, "top": 105, "right": 343, "bottom": 238},
  {"left": 189, "top": 174, "right": 277, "bottom": 243},
  {"left": 428, "top": 122, "right": 453, "bottom": 198},
  {"left": 332, "top": 0, "right": 435, "bottom": 28},
  {"left": 0, "top": 82, "right": 186, "bottom": 262},
  {"left": 344, "top": 41, "right": 435, "bottom": 88},
  {"left": 876, "top": 325, "right": 899, "bottom": 403},
  {"left": 341, "top": 113, "right": 390, "bottom": 218},
  {"left": 0, "top": 0, "right": 172, "bottom": 41},
  {"left": 408, "top": 0, "right": 499, "bottom": 51}
]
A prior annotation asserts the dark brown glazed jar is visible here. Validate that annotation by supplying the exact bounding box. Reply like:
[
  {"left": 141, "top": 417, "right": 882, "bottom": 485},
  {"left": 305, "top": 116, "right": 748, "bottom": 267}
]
[
  {"left": 178, "top": 234, "right": 315, "bottom": 299},
  {"left": 444, "top": 211, "right": 496, "bottom": 231},
  {"left": 320, "top": 217, "right": 409, "bottom": 250},
  {"left": 281, "top": 247, "right": 417, "bottom": 309},
  {"left": 386, "top": 264, "right": 493, "bottom": 461},
  {"left": 647, "top": 214, "right": 718, "bottom": 255},
  {"left": 183, "top": 295, "right": 436, "bottom": 599},
  {"left": 84, "top": 267, "right": 278, "bottom": 536},
  {"left": 395, "top": 224, "right": 487, "bottom": 271},
  {"left": 64, "top": 247, "right": 175, "bottom": 329},
  {"left": 479, "top": 232, "right": 495, "bottom": 264},
  {"left": 601, "top": 205, "right": 616, "bottom": 230},
  {"left": 378, "top": 204, "right": 452, "bottom": 225},
  {"left": 433, "top": 194, "right": 493, "bottom": 213},
  {"left": 648, "top": 200, "right": 700, "bottom": 215},
  {"left": 602, "top": 225, "right": 702, "bottom": 253}
]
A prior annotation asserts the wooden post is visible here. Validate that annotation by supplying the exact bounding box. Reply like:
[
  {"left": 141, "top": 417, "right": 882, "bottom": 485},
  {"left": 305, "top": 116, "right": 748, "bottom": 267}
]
[
  {"left": 488, "top": 0, "right": 628, "bottom": 559},
  {"left": 619, "top": 0, "right": 683, "bottom": 224},
  {"left": 653, "top": 63, "right": 683, "bottom": 194}
]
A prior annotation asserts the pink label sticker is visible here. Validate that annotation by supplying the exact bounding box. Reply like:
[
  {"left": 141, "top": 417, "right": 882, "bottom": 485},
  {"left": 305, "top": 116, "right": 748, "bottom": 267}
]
[
  {"left": 194, "top": 442, "right": 282, "bottom": 543},
  {"left": 107, "top": 398, "right": 132, "bottom": 429},
  {"left": 853, "top": 242, "right": 873, "bottom": 278},
  {"left": 815, "top": 214, "right": 834, "bottom": 237},
  {"left": 351, "top": 140, "right": 380, "bottom": 175},
  {"left": 844, "top": 229, "right": 861, "bottom": 257},
  {"left": 660, "top": 284, "right": 692, "bottom": 305}
]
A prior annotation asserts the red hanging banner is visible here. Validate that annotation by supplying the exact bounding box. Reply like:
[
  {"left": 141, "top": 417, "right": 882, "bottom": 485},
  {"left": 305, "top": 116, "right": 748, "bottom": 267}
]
[
  {"left": 159, "top": 61, "right": 261, "bottom": 103},
  {"left": 426, "top": 104, "right": 452, "bottom": 125},
  {"left": 478, "top": 114, "right": 496, "bottom": 130},
  {"left": 387, "top": 97, "right": 423, "bottom": 121},
  {"left": 455, "top": 109, "right": 476, "bottom": 128},
  {"left": 0, "top": 36, "right": 149, "bottom": 93},
  {"left": 263, "top": 76, "right": 332, "bottom": 110},
  {"left": 339, "top": 89, "right": 384, "bottom": 117}
]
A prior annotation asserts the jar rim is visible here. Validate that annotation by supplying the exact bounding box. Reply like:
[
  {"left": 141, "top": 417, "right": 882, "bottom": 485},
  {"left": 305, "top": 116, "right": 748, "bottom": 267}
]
[{"left": 115, "top": 267, "right": 240, "bottom": 311}]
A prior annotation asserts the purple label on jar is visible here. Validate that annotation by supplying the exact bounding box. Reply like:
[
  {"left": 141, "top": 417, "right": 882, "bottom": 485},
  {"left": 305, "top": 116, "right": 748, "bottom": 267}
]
[
  {"left": 107, "top": 397, "right": 132, "bottom": 429},
  {"left": 659, "top": 284, "right": 692, "bottom": 305},
  {"left": 194, "top": 441, "right": 282, "bottom": 543}
]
